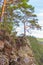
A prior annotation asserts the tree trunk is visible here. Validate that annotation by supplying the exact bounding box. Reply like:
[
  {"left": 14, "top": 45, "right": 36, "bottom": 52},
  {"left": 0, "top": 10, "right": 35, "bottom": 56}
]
[{"left": 24, "top": 22, "right": 26, "bottom": 36}]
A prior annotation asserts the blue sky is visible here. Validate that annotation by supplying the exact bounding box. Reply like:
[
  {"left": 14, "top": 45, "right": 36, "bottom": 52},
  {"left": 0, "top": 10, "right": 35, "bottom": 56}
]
[
  {"left": 29, "top": 0, "right": 43, "bottom": 22},
  {"left": 29, "top": 0, "right": 43, "bottom": 38},
  {"left": 17, "top": 0, "right": 43, "bottom": 38}
]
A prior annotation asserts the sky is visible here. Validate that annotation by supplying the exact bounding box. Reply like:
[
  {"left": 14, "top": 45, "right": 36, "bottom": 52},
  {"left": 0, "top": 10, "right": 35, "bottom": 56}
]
[
  {"left": 17, "top": 0, "right": 43, "bottom": 38},
  {"left": 0, "top": 0, "right": 43, "bottom": 38},
  {"left": 29, "top": 0, "right": 43, "bottom": 38}
]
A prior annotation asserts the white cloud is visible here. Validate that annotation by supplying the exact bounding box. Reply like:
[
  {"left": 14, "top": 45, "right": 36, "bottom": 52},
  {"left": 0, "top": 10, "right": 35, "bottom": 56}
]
[
  {"left": 26, "top": 30, "right": 43, "bottom": 38},
  {"left": 38, "top": 20, "right": 43, "bottom": 26},
  {"left": 31, "top": 30, "right": 43, "bottom": 38},
  {"left": 37, "top": 13, "right": 43, "bottom": 17},
  {"left": 16, "top": 26, "right": 43, "bottom": 38},
  {"left": 16, "top": 26, "right": 24, "bottom": 35}
]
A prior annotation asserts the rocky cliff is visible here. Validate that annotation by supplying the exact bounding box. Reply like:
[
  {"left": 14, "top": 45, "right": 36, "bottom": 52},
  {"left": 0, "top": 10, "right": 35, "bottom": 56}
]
[{"left": 0, "top": 30, "right": 36, "bottom": 65}]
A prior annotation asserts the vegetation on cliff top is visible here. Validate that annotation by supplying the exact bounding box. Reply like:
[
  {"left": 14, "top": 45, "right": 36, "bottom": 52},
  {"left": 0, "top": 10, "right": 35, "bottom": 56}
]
[{"left": 28, "top": 36, "right": 43, "bottom": 65}]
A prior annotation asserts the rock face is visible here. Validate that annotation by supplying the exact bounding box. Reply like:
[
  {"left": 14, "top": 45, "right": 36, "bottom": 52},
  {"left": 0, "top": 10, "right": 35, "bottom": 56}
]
[
  {"left": 0, "top": 55, "right": 9, "bottom": 65},
  {"left": 0, "top": 30, "right": 36, "bottom": 65},
  {"left": 15, "top": 37, "right": 36, "bottom": 65},
  {"left": 0, "top": 41, "right": 4, "bottom": 50}
]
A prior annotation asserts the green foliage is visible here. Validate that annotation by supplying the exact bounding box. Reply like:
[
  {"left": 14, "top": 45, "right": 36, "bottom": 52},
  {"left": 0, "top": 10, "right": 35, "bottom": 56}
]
[
  {"left": 37, "top": 38, "right": 43, "bottom": 42},
  {"left": 0, "top": 0, "right": 41, "bottom": 35},
  {"left": 21, "top": 0, "right": 29, "bottom": 2},
  {"left": 28, "top": 36, "right": 43, "bottom": 65},
  {"left": 0, "top": 22, "right": 14, "bottom": 34},
  {"left": 0, "top": 2, "right": 19, "bottom": 34},
  {"left": 18, "top": 2, "right": 34, "bottom": 12},
  {"left": 11, "top": 0, "right": 40, "bottom": 35}
]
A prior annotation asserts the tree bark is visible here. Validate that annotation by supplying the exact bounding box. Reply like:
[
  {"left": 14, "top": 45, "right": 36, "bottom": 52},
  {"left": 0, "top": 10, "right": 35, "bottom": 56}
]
[{"left": 24, "top": 22, "right": 26, "bottom": 37}]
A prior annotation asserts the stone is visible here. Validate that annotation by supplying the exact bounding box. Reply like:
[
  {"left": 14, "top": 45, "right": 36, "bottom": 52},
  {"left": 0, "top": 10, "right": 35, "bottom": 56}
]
[
  {"left": 0, "top": 55, "right": 9, "bottom": 65},
  {"left": 0, "top": 40, "right": 4, "bottom": 50}
]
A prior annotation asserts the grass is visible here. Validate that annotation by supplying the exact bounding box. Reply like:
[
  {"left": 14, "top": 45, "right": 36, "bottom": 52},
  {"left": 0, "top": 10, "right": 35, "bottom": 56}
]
[
  {"left": 28, "top": 36, "right": 43, "bottom": 65},
  {"left": 37, "top": 38, "right": 43, "bottom": 42}
]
